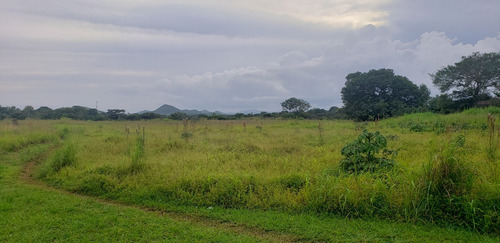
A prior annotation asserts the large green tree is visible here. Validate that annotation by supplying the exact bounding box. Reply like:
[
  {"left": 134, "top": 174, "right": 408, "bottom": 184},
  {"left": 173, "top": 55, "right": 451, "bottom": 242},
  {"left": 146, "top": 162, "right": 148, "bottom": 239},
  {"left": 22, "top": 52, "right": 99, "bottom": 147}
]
[
  {"left": 281, "top": 97, "right": 311, "bottom": 113},
  {"left": 431, "top": 52, "right": 500, "bottom": 106},
  {"left": 341, "top": 69, "right": 430, "bottom": 121}
]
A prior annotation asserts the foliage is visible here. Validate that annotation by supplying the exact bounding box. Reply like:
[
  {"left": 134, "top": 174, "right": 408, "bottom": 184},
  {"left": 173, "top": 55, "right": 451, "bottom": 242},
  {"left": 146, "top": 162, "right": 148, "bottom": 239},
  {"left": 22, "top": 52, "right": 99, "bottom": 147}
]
[
  {"left": 169, "top": 112, "right": 189, "bottom": 120},
  {"left": 431, "top": 52, "right": 500, "bottom": 105},
  {"left": 339, "top": 130, "right": 397, "bottom": 173},
  {"left": 281, "top": 97, "right": 311, "bottom": 113},
  {"left": 106, "top": 109, "right": 126, "bottom": 120},
  {"left": 0, "top": 105, "right": 165, "bottom": 121},
  {"left": 428, "top": 94, "right": 462, "bottom": 114},
  {"left": 341, "top": 69, "right": 430, "bottom": 121}
]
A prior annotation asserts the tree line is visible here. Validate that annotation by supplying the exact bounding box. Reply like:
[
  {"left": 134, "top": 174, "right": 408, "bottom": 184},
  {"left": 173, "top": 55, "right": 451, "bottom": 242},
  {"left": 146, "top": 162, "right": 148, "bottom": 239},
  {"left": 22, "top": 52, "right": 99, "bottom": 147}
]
[
  {"left": 2, "top": 52, "right": 499, "bottom": 122},
  {"left": 0, "top": 106, "right": 163, "bottom": 121},
  {"left": 282, "top": 51, "right": 500, "bottom": 121}
]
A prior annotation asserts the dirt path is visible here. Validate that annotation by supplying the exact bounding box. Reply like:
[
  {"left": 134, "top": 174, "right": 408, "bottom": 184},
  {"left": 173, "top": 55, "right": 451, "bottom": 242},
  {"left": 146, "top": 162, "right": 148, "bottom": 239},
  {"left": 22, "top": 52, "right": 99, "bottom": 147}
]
[
  {"left": 19, "top": 147, "right": 304, "bottom": 242},
  {"left": 20, "top": 144, "right": 59, "bottom": 185}
]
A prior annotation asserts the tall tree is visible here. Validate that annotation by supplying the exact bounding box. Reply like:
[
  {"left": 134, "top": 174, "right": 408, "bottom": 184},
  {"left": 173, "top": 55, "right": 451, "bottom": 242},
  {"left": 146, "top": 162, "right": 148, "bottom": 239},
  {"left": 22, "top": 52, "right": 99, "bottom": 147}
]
[
  {"left": 107, "top": 109, "right": 126, "bottom": 120},
  {"left": 431, "top": 52, "right": 500, "bottom": 105},
  {"left": 281, "top": 97, "right": 311, "bottom": 113},
  {"left": 22, "top": 106, "right": 34, "bottom": 119},
  {"left": 341, "top": 69, "right": 430, "bottom": 121}
]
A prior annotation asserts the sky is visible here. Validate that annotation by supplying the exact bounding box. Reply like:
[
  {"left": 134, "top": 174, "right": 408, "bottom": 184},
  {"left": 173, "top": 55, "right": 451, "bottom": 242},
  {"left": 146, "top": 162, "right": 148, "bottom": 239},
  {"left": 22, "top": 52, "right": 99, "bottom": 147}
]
[{"left": 1, "top": 0, "right": 500, "bottom": 113}]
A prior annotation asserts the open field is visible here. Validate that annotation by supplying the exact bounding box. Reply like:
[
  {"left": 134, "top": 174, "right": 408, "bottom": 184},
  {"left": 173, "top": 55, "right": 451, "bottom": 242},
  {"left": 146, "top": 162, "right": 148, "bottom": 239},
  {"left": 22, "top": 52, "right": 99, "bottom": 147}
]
[{"left": 1, "top": 108, "right": 499, "bottom": 241}]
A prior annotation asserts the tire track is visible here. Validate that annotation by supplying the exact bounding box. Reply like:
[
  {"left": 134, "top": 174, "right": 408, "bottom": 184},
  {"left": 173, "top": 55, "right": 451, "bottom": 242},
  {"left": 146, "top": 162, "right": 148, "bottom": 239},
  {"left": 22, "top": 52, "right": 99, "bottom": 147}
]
[{"left": 19, "top": 146, "right": 306, "bottom": 242}]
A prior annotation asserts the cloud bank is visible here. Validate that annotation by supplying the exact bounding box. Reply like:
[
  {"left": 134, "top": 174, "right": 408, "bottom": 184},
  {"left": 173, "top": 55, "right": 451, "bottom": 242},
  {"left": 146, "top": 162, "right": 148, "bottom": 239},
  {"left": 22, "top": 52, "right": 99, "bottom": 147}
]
[{"left": 1, "top": 0, "right": 499, "bottom": 113}]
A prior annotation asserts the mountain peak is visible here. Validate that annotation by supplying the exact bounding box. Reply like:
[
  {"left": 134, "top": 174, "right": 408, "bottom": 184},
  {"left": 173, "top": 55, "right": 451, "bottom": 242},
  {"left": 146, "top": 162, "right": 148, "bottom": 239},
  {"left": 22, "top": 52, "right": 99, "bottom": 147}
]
[
  {"left": 153, "top": 104, "right": 181, "bottom": 115},
  {"left": 143, "top": 104, "right": 224, "bottom": 116}
]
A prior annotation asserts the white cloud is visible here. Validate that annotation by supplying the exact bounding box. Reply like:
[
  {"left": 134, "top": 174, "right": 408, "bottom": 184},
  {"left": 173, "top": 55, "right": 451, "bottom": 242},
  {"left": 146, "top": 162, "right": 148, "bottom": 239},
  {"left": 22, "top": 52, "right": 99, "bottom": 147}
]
[
  {"left": 139, "top": 31, "right": 500, "bottom": 112},
  {"left": 206, "top": 0, "right": 393, "bottom": 28}
]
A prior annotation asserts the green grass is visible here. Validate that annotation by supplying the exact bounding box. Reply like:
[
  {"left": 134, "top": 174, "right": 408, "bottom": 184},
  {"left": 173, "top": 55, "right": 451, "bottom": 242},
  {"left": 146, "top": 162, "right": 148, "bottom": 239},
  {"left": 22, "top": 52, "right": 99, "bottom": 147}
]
[
  {"left": 1, "top": 111, "right": 499, "bottom": 241},
  {"left": 0, "top": 145, "right": 260, "bottom": 242},
  {"left": 35, "top": 114, "right": 499, "bottom": 233},
  {"left": 156, "top": 205, "right": 499, "bottom": 242},
  {"left": 1, "top": 142, "right": 498, "bottom": 242}
]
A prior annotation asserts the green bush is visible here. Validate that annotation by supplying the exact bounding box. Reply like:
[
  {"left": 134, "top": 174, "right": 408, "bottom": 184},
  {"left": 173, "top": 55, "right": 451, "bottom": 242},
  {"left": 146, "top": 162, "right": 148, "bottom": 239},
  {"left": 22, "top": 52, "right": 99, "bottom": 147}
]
[{"left": 340, "top": 130, "right": 397, "bottom": 173}]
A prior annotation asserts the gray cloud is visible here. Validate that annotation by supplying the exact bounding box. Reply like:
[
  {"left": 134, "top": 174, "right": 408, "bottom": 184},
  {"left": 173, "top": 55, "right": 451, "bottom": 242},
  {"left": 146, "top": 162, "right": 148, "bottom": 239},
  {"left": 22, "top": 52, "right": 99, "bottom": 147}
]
[
  {"left": 387, "top": 0, "right": 500, "bottom": 44},
  {"left": 1, "top": 0, "right": 500, "bottom": 113}
]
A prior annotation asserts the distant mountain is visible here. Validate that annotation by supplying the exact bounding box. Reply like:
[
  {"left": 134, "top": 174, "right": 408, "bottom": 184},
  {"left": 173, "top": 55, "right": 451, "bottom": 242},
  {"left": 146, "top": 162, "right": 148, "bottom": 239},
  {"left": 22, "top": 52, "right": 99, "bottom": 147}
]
[
  {"left": 140, "top": 104, "right": 224, "bottom": 116},
  {"left": 238, "top": 109, "right": 263, "bottom": 115},
  {"left": 153, "top": 104, "right": 181, "bottom": 115}
]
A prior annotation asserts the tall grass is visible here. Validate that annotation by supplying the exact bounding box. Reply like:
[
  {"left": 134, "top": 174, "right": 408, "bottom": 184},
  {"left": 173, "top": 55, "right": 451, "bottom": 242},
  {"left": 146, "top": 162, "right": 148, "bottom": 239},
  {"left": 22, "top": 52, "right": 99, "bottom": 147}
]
[
  {"left": 0, "top": 120, "right": 58, "bottom": 155},
  {"left": 29, "top": 110, "right": 500, "bottom": 234}
]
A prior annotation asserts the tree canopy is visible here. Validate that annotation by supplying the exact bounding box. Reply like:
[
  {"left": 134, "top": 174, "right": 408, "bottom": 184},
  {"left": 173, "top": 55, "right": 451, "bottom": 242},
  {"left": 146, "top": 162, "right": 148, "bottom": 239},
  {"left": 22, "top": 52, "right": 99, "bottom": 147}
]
[
  {"left": 341, "top": 69, "right": 430, "bottom": 121},
  {"left": 431, "top": 52, "right": 500, "bottom": 107},
  {"left": 281, "top": 97, "right": 311, "bottom": 113}
]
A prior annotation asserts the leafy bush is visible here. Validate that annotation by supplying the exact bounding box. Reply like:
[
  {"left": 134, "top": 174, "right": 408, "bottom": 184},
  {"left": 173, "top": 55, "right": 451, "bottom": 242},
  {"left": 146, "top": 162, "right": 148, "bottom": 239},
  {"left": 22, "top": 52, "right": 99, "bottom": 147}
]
[{"left": 340, "top": 130, "right": 396, "bottom": 173}]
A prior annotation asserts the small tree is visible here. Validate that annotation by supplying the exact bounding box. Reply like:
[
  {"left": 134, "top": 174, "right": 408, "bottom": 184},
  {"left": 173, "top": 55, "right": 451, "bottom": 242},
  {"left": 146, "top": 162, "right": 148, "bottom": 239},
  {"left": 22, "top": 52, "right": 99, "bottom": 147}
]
[
  {"left": 281, "top": 97, "right": 311, "bottom": 113},
  {"left": 340, "top": 130, "right": 397, "bottom": 174}
]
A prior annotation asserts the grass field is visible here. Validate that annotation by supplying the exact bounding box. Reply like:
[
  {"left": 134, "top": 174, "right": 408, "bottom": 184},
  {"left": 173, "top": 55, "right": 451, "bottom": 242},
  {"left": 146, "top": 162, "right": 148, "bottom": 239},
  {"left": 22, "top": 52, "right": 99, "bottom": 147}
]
[{"left": 1, "top": 108, "right": 499, "bottom": 241}]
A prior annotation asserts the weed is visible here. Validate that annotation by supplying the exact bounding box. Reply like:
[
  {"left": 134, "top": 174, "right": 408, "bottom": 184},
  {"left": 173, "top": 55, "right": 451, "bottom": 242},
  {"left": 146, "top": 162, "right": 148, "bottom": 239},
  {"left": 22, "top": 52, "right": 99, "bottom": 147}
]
[
  {"left": 50, "top": 143, "right": 77, "bottom": 173},
  {"left": 181, "top": 132, "right": 193, "bottom": 141},
  {"left": 487, "top": 113, "right": 498, "bottom": 160},
  {"left": 453, "top": 134, "right": 466, "bottom": 148},
  {"left": 276, "top": 174, "right": 307, "bottom": 193},
  {"left": 57, "top": 126, "right": 70, "bottom": 139},
  {"left": 318, "top": 121, "right": 325, "bottom": 145},
  {"left": 121, "top": 127, "right": 147, "bottom": 176},
  {"left": 417, "top": 141, "right": 499, "bottom": 232},
  {"left": 339, "top": 130, "right": 397, "bottom": 174}
]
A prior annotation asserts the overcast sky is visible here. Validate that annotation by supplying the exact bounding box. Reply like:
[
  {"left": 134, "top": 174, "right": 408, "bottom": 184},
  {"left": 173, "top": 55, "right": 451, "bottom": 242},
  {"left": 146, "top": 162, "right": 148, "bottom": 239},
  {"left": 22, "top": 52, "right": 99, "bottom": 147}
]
[{"left": 1, "top": 0, "right": 499, "bottom": 113}]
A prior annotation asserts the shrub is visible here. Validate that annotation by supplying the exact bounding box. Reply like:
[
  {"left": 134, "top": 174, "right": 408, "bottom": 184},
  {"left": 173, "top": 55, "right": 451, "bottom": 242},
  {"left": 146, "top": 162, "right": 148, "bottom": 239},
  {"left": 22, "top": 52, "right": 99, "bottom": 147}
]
[{"left": 340, "top": 130, "right": 397, "bottom": 173}]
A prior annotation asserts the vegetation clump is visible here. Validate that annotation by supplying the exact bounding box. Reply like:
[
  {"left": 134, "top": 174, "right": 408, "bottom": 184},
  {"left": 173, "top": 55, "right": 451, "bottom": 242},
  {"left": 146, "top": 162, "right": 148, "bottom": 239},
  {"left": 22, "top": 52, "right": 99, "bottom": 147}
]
[
  {"left": 340, "top": 130, "right": 397, "bottom": 173},
  {"left": 50, "top": 143, "right": 77, "bottom": 173},
  {"left": 127, "top": 128, "right": 147, "bottom": 175}
]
